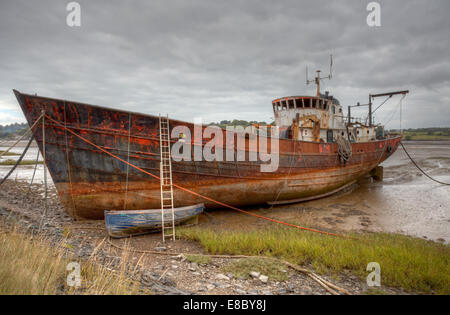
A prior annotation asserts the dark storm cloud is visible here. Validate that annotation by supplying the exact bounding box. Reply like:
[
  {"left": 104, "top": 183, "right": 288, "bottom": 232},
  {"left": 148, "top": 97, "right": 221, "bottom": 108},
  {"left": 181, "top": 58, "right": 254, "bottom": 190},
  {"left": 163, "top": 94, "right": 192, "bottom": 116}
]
[{"left": 0, "top": 0, "right": 449, "bottom": 127}]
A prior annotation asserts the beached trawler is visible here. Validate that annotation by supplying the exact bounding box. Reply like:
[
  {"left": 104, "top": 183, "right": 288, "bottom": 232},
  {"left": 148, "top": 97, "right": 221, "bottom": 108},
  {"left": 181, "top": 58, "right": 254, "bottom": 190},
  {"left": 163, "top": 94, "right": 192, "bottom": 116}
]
[{"left": 13, "top": 64, "right": 408, "bottom": 220}]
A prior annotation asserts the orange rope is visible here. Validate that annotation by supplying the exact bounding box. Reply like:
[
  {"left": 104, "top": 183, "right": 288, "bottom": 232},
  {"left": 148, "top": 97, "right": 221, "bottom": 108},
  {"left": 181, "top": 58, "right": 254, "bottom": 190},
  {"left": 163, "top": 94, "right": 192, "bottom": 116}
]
[{"left": 45, "top": 115, "right": 354, "bottom": 239}]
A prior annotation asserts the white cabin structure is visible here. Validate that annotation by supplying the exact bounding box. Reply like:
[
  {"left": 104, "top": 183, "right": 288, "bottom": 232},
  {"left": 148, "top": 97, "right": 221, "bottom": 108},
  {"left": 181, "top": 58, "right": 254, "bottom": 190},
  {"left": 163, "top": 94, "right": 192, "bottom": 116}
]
[{"left": 271, "top": 93, "right": 377, "bottom": 143}]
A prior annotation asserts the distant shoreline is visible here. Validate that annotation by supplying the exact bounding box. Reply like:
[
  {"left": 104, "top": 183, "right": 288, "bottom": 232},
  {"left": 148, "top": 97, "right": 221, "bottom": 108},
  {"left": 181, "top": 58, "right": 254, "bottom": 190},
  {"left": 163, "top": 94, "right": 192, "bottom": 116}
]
[
  {"left": 1, "top": 139, "right": 449, "bottom": 148},
  {"left": 402, "top": 138, "right": 450, "bottom": 141}
]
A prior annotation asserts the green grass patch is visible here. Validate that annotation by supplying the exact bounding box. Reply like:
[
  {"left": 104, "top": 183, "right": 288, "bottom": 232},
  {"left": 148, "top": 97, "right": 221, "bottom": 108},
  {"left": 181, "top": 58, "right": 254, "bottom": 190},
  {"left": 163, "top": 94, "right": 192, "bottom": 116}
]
[
  {"left": 0, "top": 159, "right": 43, "bottom": 166},
  {"left": 178, "top": 226, "right": 450, "bottom": 294},
  {"left": 402, "top": 131, "right": 450, "bottom": 141},
  {"left": 0, "top": 151, "right": 20, "bottom": 156},
  {"left": 222, "top": 257, "right": 288, "bottom": 281},
  {"left": 186, "top": 254, "right": 211, "bottom": 265}
]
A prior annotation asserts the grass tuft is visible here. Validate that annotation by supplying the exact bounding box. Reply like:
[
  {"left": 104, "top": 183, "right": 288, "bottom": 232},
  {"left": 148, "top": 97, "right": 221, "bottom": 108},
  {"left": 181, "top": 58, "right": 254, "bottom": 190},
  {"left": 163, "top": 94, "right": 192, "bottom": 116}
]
[
  {"left": 0, "top": 159, "right": 43, "bottom": 166},
  {"left": 178, "top": 226, "right": 450, "bottom": 294},
  {"left": 0, "top": 151, "right": 20, "bottom": 156},
  {"left": 186, "top": 254, "right": 211, "bottom": 265}
]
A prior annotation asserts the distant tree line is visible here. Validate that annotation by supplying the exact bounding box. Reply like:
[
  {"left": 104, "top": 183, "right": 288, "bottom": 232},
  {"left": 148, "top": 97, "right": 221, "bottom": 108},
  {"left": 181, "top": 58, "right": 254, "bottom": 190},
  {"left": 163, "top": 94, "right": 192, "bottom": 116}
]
[
  {"left": 0, "top": 123, "right": 28, "bottom": 139},
  {"left": 389, "top": 127, "right": 450, "bottom": 140},
  {"left": 208, "top": 119, "right": 274, "bottom": 129},
  {"left": 390, "top": 127, "right": 450, "bottom": 135}
]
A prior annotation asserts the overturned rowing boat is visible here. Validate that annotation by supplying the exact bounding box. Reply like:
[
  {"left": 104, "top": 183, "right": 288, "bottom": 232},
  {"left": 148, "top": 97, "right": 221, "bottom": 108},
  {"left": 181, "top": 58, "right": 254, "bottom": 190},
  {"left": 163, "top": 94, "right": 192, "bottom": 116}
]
[{"left": 105, "top": 203, "right": 204, "bottom": 238}]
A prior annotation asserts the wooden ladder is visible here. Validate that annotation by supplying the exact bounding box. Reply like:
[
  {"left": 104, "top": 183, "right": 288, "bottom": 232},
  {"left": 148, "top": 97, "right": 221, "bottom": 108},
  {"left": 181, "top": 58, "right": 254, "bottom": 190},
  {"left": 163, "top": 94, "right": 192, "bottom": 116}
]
[{"left": 159, "top": 114, "right": 175, "bottom": 242}]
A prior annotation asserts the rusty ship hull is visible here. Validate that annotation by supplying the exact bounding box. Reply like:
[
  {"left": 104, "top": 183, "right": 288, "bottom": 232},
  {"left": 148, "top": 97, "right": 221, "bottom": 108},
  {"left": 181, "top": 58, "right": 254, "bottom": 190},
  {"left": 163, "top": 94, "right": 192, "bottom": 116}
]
[{"left": 14, "top": 90, "right": 401, "bottom": 220}]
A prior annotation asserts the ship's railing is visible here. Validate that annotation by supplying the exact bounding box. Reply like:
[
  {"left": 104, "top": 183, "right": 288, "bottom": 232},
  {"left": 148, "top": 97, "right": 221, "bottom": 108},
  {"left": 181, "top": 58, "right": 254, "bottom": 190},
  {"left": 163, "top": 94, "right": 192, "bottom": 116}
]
[{"left": 345, "top": 116, "right": 368, "bottom": 125}]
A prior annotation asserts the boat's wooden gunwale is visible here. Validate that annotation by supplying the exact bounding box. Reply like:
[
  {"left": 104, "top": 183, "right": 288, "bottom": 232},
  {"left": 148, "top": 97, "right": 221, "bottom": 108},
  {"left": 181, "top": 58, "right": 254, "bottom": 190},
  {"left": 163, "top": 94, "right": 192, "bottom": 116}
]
[{"left": 105, "top": 203, "right": 204, "bottom": 215}]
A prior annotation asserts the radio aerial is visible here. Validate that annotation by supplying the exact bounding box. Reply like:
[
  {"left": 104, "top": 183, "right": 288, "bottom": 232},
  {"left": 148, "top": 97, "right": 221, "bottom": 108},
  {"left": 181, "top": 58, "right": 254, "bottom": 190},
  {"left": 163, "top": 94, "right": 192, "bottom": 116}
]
[{"left": 305, "top": 54, "right": 333, "bottom": 97}]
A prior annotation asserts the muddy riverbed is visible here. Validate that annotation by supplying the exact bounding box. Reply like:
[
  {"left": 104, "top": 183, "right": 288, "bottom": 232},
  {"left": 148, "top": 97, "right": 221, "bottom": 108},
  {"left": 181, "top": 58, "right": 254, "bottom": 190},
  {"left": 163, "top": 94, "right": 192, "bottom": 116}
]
[
  {"left": 0, "top": 140, "right": 448, "bottom": 295},
  {"left": 0, "top": 180, "right": 385, "bottom": 295},
  {"left": 239, "top": 140, "right": 450, "bottom": 243}
]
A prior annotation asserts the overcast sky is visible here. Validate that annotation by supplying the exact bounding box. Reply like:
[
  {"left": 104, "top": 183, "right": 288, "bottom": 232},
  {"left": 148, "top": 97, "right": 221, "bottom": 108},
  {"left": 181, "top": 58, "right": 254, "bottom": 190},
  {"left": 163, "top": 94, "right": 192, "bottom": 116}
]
[{"left": 0, "top": 0, "right": 449, "bottom": 128}]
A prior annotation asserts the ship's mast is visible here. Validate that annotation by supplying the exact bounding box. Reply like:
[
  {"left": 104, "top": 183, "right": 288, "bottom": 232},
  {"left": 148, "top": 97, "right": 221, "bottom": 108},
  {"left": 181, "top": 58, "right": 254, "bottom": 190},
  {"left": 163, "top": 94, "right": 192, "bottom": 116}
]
[
  {"left": 315, "top": 70, "right": 321, "bottom": 97},
  {"left": 306, "top": 55, "right": 333, "bottom": 97}
]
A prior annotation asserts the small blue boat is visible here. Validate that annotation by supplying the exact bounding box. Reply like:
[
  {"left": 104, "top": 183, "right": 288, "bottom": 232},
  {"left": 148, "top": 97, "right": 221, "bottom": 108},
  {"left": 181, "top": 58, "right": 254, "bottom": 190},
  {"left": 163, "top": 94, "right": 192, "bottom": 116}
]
[{"left": 104, "top": 204, "right": 204, "bottom": 238}]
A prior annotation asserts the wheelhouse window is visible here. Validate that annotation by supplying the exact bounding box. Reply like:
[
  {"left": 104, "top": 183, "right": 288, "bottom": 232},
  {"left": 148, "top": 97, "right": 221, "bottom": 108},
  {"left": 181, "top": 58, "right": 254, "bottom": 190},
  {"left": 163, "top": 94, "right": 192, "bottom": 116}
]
[
  {"left": 306, "top": 98, "right": 311, "bottom": 108},
  {"left": 288, "top": 99, "right": 295, "bottom": 109},
  {"left": 275, "top": 102, "right": 281, "bottom": 110}
]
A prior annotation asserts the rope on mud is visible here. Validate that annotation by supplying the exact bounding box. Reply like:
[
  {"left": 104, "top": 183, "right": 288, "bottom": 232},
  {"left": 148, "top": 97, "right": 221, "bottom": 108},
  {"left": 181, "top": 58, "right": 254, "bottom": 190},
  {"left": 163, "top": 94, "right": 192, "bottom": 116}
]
[
  {"left": 106, "top": 238, "right": 350, "bottom": 295},
  {"left": 400, "top": 142, "right": 450, "bottom": 186},
  {"left": 0, "top": 135, "right": 34, "bottom": 186},
  {"left": 44, "top": 114, "right": 355, "bottom": 240}
]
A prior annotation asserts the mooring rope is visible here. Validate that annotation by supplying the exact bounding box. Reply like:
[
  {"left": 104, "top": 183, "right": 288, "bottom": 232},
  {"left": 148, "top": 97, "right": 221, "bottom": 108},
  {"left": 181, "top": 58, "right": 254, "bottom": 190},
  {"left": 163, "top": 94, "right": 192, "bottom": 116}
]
[
  {"left": 0, "top": 114, "right": 43, "bottom": 158},
  {"left": 44, "top": 114, "right": 355, "bottom": 239},
  {"left": 0, "top": 134, "right": 34, "bottom": 186},
  {"left": 400, "top": 141, "right": 450, "bottom": 186},
  {"left": 0, "top": 114, "right": 44, "bottom": 186},
  {"left": 28, "top": 147, "right": 40, "bottom": 191},
  {"left": 336, "top": 135, "right": 352, "bottom": 164}
]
